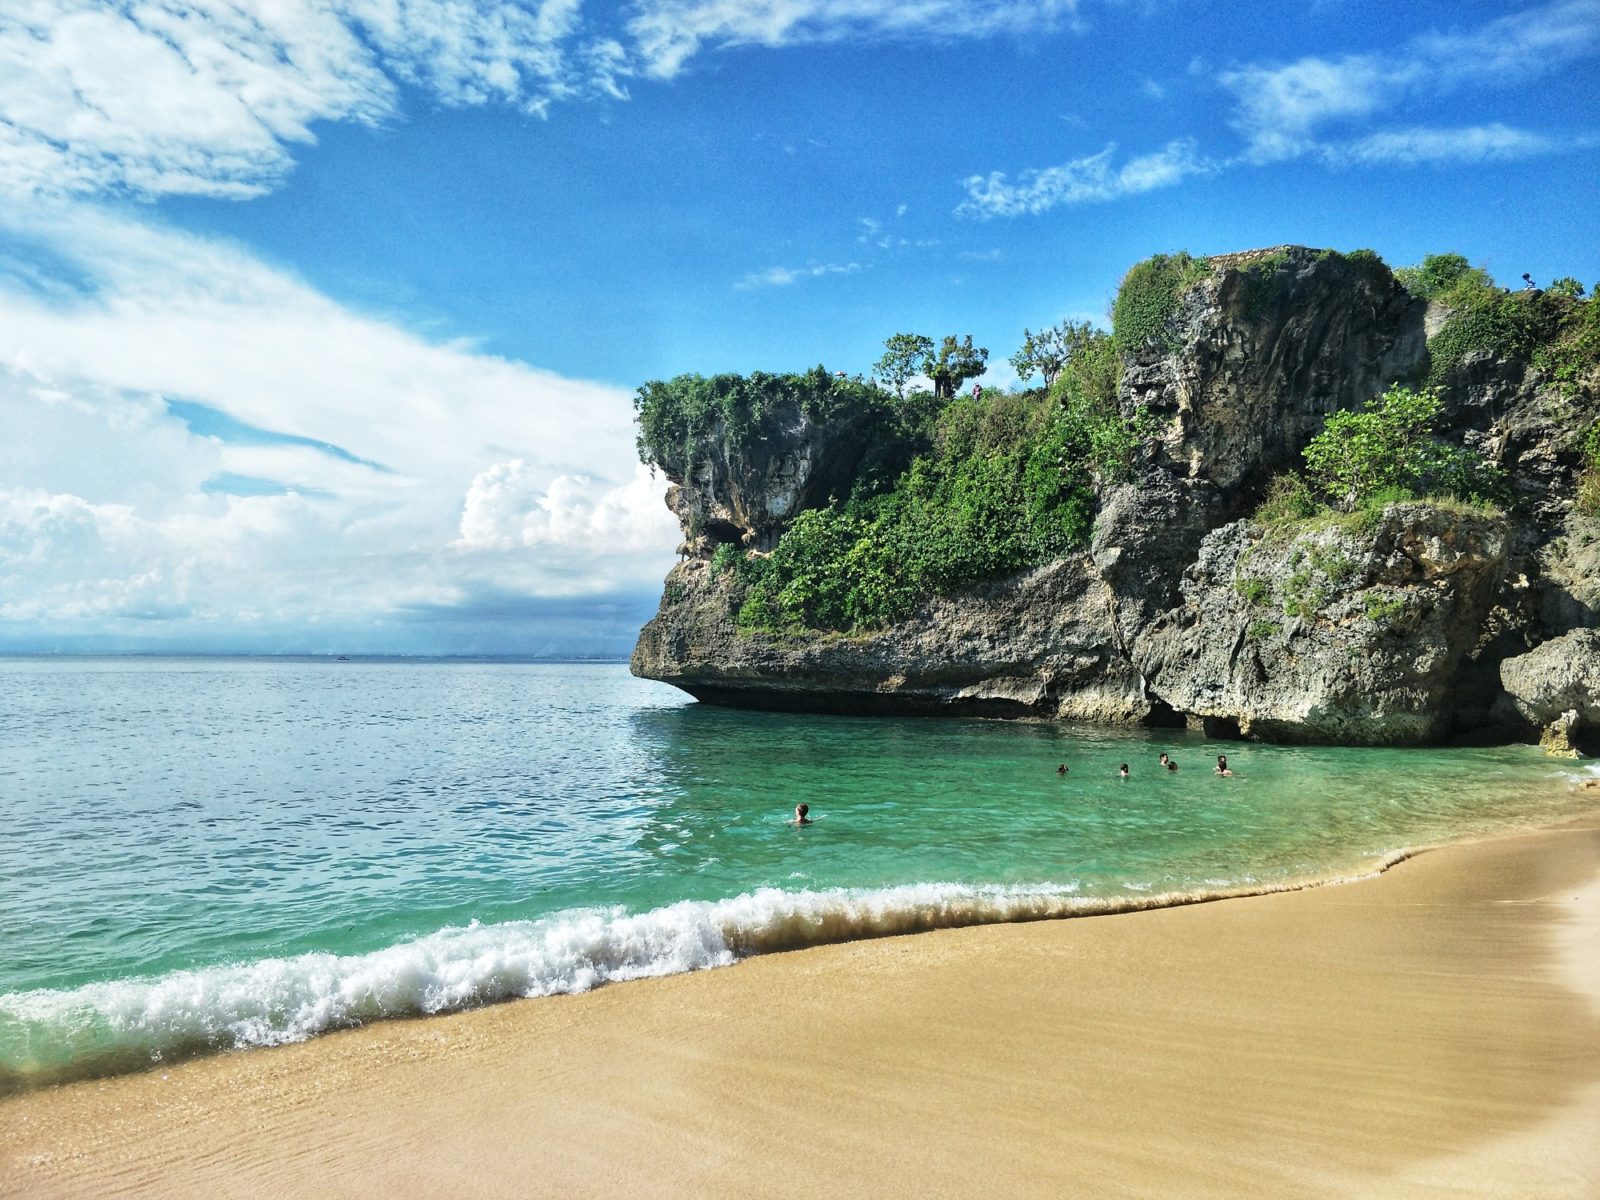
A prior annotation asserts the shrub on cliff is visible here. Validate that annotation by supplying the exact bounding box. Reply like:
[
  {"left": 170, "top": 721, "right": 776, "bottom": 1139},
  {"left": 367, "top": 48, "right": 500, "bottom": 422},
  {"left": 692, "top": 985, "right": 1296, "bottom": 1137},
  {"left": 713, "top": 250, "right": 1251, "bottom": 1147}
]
[
  {"left": 1111, "top": 252, "right": 1211, "bottom": 352},
  {"left": 1404, "top": 256, "right": 1599, "bottom": 391},
  {"left": 1394, "top": 253, "right": 1491, "bottom": 303},
  {"left": 1303, "top": 385, "right": 1505, "bottom": 510}
]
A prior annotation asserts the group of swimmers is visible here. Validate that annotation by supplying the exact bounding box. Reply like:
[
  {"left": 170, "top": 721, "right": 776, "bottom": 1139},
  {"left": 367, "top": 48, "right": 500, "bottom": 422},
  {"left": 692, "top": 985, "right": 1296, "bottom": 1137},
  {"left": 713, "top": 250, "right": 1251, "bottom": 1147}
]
[
  {"left": 1055, "top": 753, "right": 1234, "bottom": 777},
  {"left": 791, "top": 754, "right": 1236, "bottom": 825}
]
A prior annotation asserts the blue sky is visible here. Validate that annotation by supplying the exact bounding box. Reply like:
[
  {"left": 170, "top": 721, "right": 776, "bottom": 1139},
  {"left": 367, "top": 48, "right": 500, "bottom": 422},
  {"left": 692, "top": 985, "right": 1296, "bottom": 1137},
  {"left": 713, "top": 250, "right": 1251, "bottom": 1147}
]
[{"left": 1, "top": 0, "right": 1597, "bottom": 654}]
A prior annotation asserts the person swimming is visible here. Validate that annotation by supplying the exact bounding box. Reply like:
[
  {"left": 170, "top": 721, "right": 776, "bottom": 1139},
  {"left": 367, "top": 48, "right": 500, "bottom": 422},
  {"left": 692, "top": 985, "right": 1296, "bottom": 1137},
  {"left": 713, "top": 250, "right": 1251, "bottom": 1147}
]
[
  {"left": 1215, "top": 754, "right": 1233, "bottom": 777},
  {"left": 1118, "top": 763, "right": 1129, "bottom": 778},
  {"left": 1056, "top": 763, "right": 1069, "bottom": 775},
  {"left": 792, "top": 803, "right": 813, "bottom": 826},
  {"left": 1159, "top": 753, "right": 1178, "bottom": 772}
]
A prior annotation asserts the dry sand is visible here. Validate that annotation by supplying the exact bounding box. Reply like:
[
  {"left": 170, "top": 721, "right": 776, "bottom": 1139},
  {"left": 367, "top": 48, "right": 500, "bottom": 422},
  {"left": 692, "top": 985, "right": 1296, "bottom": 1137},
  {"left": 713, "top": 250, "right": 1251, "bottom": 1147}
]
[{"left": 4, "top": 821, "right": 1599, "bottom": 1199}]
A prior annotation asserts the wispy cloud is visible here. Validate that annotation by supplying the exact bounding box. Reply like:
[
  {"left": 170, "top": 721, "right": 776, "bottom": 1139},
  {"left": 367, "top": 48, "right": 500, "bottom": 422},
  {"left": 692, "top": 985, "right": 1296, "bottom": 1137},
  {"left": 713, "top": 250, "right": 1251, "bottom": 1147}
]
[
  {"left": 625, "top": 0, "right": 1082, "bottom": 79},
  {"left": 956, "top": 139, "right": 1210, "bottom": 219},
  {"left": 0, "top": 0, "right": 623, "bottom": 200},
  {"left": 1328, "top": 124, "right": 1575, "bottom": 167},
  {"left": 735, "top": 261, "right": 861, "bottom": 289},
  {"left": 1218, "top": 0, "right": 1600, "bottom": 165}
]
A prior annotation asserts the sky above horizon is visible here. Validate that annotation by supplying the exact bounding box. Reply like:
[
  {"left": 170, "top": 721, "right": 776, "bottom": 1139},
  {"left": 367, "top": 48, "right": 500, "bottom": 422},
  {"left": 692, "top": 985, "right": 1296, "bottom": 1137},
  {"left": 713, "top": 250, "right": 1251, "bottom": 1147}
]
[{"left": 2, "top": 0, "right": 1598, "bottom": 655}]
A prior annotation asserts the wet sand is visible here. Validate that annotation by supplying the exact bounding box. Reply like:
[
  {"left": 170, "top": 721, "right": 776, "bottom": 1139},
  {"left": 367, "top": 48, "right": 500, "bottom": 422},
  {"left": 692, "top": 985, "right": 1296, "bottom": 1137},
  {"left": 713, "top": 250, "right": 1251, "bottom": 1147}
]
[{"left": 5, "top": 821, "right": 1599, "bottom": 1199}]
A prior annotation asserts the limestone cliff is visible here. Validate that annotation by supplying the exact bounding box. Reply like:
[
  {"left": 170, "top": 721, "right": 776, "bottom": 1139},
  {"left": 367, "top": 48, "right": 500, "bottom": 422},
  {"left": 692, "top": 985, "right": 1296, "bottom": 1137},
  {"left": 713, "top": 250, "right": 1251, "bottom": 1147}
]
[{"left": 632, "top": 246, "right": 1600, "bottom": 748}]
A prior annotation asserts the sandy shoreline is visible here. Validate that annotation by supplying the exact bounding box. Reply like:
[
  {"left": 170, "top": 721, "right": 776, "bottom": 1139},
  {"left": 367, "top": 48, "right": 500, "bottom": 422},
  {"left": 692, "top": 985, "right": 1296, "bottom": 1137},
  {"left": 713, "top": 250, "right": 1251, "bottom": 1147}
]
[{"left": 5, "top": 819, "right": 1599, "bottom": 1199}]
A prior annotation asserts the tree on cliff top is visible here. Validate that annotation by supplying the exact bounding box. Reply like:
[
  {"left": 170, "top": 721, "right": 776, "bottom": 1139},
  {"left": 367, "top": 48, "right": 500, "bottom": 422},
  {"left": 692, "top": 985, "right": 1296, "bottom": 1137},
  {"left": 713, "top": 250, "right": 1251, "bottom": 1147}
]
[
  {"left": 872, "top": 333, "right": 989, "bottom": 401},
  {"left": 927, "top": 335, "right": 988, "bottom": 399},
  {"left": 872, "top": 333, "right": 933, "bottom": 397},
  {"left": 1010, "top": 320, "right": 1102, "bottom": 390}
]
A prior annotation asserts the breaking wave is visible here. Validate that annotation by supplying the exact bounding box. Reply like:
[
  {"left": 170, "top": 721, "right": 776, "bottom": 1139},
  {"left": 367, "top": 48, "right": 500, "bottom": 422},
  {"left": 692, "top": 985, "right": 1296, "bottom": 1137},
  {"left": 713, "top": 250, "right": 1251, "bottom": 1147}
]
[{"left": 0, "top": 863, "right": 1408, "bottom": 1093}]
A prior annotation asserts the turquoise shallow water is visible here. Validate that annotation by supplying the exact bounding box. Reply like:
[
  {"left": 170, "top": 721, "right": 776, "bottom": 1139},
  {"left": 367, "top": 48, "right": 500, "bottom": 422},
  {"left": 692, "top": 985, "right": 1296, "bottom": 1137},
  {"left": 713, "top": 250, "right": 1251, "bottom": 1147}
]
[{"left": 0, "top": 657, "right": 1591, "bottom": 1090}]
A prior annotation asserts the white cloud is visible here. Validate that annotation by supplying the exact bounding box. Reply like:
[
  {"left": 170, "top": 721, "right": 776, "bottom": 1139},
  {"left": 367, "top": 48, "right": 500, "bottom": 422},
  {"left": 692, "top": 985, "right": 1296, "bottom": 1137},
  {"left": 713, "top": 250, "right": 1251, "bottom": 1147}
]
[
  {"left": 0, "top": 206, "right": 678, "bottom": 644},
  {"left": 1219, "top": 54, "right": 1396, "bottom": 164},
  {"left": 625, "top": 0, "right": 1081, "bottom": 80},
  {"left": 735, "top": 261, "right": 861, "bottom": 289},
  {"left": 1219, "top": 0, "right": 1600, "bottom": 165},
  {"left": 956, "top": 139, "right": 1210, "bottom": 219},
  {"left": 456, "top": 460, "right": 677, "bottom": 553},
  {"left": 0, "top": 0, "right": 1117, "bottom": 202},
  {"left": 1328, "top": 124, "right": 1570, "bottom": 167},
  {"left": 0, "top": 0, "right": 622, "bottom": 200}
]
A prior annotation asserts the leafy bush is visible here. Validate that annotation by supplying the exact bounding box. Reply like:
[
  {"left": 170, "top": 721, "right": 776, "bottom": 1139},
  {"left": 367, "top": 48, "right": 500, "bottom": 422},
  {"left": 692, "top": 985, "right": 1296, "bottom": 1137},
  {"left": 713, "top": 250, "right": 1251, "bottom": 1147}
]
[
  {"left": 1394, "top": 253, "right": 1492, "bottom": 303},
  {"left": 1254, "top": 473, "right": 1321, "bottom": 524},
  {"left": 1246, "top": 619, "right": 1280, "bottom": 643},
  {"left": 709, "top": 541, "right": 740, "bottom": 576},
  {"left": 635, "top": 367, "right": 895, "bottom": 474},
  {"left": 1303, "top": 385, "right": 1506, "bottom": 510},
  {"left": 1111, "top": 252, "right": 1212, "bottom": 352}
]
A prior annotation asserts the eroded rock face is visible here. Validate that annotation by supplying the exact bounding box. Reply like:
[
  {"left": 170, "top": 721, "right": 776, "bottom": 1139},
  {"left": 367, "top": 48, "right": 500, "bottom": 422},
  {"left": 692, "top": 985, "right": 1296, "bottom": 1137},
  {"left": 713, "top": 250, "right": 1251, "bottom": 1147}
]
[
  {"left": 632, "top": 244, "right": 1598, "bottom": 746},
  {"left": 1125, "top": 247, "right": 1426, "bottom": 497},
  {"left": 1132, "top": 506, "right": 1508, "bottom": 743},
  {"left": 633, "top": 557, "right": 1155, "bottom": 722},
  {"left": 655, "top": 401, "right": 903, "bottom": 554}
]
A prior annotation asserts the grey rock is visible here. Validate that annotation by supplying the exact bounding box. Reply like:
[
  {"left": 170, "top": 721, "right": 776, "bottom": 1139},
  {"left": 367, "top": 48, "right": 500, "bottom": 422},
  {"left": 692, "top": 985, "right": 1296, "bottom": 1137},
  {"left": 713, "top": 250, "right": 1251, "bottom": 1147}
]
[
  {"left": 1499, "top": 629, "right": 1600, "bottom": 728},
  {"left": 1132, "top": 505, "right": 1508, "bottom": 743}
]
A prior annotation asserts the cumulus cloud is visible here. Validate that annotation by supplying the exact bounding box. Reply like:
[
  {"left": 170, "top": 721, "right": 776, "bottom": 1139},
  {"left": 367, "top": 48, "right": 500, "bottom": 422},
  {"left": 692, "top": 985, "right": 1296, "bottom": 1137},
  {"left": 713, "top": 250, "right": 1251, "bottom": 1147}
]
[
  {"left": 456, "top": 460, "right": 677, "bottom": 554},
  {"left": 0, "top": 210, "right": 678, "bottom": 647},
  {"left": 956, "top": 139, "right": 1210, "bottom": 219}
]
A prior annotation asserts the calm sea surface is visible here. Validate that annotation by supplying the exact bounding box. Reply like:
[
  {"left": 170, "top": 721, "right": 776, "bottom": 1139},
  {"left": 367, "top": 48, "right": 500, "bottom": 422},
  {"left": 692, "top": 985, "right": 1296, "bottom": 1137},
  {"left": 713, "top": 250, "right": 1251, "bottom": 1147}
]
[{"left": 1, "top": 657, "right": 1590, "bottom": 1089}]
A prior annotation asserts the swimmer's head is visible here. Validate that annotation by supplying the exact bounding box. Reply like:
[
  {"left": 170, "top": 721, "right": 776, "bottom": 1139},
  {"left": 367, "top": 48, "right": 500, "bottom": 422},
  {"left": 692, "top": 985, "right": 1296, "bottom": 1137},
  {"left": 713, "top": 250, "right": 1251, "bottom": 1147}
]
[{"left": 796, "top": 803, "right": 809, "bottom": 818}]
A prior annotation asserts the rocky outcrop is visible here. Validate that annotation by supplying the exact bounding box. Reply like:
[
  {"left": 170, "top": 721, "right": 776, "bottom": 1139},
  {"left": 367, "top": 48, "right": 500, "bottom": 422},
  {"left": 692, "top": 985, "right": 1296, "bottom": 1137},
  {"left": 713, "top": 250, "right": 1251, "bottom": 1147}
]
[
  {"left": 1133, "top": 506, "right": 1508, "bottom": 743},
  {"left": 654, "top": 401, "right": 905, "bottom": 555},
  {"left": 1127, "top": 248, "right": 1425, "bottom": 496},
  {"left": 636, "top": 556, "right": 1157, "bottom": 722},
  {"left": 1497, "top": 629, "right": 1600, "bottom": 754},
  {"left": 632, "top": 246, "right": 1599, "bottom": 747}
]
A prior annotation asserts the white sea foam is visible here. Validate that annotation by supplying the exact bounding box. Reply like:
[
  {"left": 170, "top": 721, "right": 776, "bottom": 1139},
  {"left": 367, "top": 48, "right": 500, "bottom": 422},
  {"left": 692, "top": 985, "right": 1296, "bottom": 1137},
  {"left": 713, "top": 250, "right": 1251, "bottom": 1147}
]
[{"left": 0, "top": 869, "right": 1404, "bottom": 1090}]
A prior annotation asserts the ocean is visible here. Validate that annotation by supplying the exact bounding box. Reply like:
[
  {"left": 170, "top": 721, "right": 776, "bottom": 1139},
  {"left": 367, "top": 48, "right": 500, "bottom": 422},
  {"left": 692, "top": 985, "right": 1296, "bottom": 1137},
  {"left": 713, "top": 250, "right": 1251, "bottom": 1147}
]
[{"left": 1, "top": 656, "right": 1589, "bottom": 1092}]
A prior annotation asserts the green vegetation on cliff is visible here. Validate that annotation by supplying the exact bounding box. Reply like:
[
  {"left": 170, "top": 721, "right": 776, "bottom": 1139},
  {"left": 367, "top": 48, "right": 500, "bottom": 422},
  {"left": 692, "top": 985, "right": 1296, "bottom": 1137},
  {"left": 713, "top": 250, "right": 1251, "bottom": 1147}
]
[
  {"left": 1253, "top": 385, "right": 1507, "bottom": 541},
  {"left": 1110, "top": 251, "right": 1211, "bottom": 351},
  {"left": 1389, "top": 252, "right": 1600, "bottom": 393},
  {"left": 1302, "top": 385, "right": 1506, "bottom": 510},
  {"left": 634, "top": 367, "right": 894, "bottom": 473},
  {"left": 724, "top": 327, "right": 1150, "bottom": 633}
]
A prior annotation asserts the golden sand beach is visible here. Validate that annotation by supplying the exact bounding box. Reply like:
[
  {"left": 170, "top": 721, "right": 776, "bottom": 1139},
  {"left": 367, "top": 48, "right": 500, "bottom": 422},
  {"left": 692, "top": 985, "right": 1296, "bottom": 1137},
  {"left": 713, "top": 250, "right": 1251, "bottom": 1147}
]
[{"left": 4, "top": 820, "right": 1598, "bottom": 1199}]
